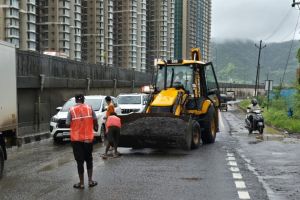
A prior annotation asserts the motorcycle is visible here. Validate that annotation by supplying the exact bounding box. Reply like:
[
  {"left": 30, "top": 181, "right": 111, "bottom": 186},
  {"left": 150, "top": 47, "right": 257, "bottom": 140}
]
[{"left": 245, "top": 108, "right": 264, "bottom": 134}]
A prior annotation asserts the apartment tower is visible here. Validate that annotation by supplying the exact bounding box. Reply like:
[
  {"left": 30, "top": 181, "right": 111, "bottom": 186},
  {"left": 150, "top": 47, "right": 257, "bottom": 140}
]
[
  {"left": 146, "top": 0, "right": 175, "bottom": 70},
  {"left": 0, "top": 0, "right": 38, "bottom": 50},
  {"left": 81, "top": 0, "right": 113, "bottom": 65},
  {"left": 174, "top": 0, "right": 211, "bottom": 62},
  {"left": 113, "top": 0, "right": 147, "bottom": 71},
  {"left": 38, "top": 0, "right": 81, "bottom": 60}
]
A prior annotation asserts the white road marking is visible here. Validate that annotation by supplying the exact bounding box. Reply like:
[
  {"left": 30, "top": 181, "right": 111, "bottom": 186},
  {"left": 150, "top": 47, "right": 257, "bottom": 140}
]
[
  {"left": 235, "top": 181, "right": 246, "bottom": 189},
  {"left": 238, "top": 191, "right": 251, "bottom": 199},
  {"left": 219, "top": 112, "right": 225, "bottom": 129},
  {"left": 227, "top": 153, "right": 234, "bottom": 157},
  {"left": 226, "top": 156, "right": 236, "bottom": 161},
  {"left": 228, "top": 161, "right": 238, "bottom": 166},
  {"left": 233, "top": 173, "right": 243, "bottom": 179},
  {"left": 230, "top": 167, "right": 240, "bottom": 172},
  {"left": 226, "top": 152, "right": 251, "bottom": 199}
]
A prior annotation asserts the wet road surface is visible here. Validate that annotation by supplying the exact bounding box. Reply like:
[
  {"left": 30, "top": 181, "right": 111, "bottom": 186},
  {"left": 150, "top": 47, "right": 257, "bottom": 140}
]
[
  {"left": 223, "top": 103, "right": 300, "bottom": 200},
  {"left": 0, "top": 103, "right": 298, "bottom": 200}
]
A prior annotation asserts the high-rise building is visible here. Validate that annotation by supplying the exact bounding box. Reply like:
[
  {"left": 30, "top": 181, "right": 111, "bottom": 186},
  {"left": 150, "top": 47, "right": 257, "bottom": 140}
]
[
  {"left": 19, "top": 0, "right": 37, "bottom": 51},
  {"left": 0, "top": 0, "right": 37, "bottom": 51},
  {"left": 174, "top": 0, "right": 211, "bottom": 62},
  {"left": 38, "top": 0, "right": 81, "bottom": 60},
  {"left": 113, "top": 0, "right": 146, "bottom": 71},
  {"left": 81, "top": 0, "right": 113, "bottom": 65},
  {"left": 146, "top": 0, "right": 174, "bottom": 70}
]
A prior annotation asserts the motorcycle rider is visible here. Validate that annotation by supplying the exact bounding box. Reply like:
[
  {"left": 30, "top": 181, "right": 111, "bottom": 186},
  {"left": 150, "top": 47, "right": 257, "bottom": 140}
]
[{"left": 247, "top": 98, "right": 261, "bottom": 128}]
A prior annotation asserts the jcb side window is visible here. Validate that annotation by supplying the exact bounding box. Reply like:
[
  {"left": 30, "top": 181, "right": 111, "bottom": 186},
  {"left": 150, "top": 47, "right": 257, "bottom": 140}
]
[{"left": 205, "top": 64, "right": 218, "bottom": 93}]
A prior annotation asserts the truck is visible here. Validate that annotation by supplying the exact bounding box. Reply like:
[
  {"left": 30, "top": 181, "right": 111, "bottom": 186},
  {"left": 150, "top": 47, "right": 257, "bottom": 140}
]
[
  {"left": 226, "top": 90, "right": 236, "bottom": 101},
  {"left": 0, "top": 41, "right": 18, "bottom": 178}
]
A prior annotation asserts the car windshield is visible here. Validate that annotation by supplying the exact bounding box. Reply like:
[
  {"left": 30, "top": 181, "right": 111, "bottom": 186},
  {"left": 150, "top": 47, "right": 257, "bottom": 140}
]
[
  {"left": 155, "top": 65, "right": 193, "bottom": 93},
  {"left": 118, "top": 96, "right": 141, "bottom": 104},
  {"left": 61, "top": 98, "right": 102, "bottom": 111}
]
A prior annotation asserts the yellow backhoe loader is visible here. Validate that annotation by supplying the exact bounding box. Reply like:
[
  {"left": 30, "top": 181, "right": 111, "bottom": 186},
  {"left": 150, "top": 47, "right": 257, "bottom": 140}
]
[{"left": 118, "top": 48, "right": 220, "bottom": 150}]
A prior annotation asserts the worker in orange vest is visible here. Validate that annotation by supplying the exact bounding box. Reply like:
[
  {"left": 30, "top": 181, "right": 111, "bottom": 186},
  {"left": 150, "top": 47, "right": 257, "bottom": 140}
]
[
  {"left": 66, "top": 94, "right": 98, "bottom": 189},
  {"left": 102, "top": 112, "right": 121, "bottom": 158}
]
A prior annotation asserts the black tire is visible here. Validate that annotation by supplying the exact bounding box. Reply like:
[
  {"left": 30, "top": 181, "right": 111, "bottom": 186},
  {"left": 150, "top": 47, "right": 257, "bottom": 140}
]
[
  {"left": 191, "top": 121, "right": 201, "bottom": 149},
  {"left": 182, "top": 120, "right": 193, "bottom": 150},
  {"left": 248, "top": 129, "right": 253, "bottom": 134},
  {"left": 0, "top": 146, "right": 4, "bottom": 179},
  {"left": 258, "top": 127, "right": 264, "bottom": 134},
  {"left": 202, "top": 107, "right": 217, "bottom": 144}
]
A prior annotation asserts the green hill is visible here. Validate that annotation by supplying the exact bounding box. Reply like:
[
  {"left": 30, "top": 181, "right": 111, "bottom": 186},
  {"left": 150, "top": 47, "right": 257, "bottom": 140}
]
[{"left": 211, "top": 40, "right": 300, "bottom": 85}]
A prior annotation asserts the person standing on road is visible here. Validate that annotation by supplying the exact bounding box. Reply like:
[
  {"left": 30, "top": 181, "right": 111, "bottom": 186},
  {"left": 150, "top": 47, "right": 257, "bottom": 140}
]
[
  {"left": 103, "top": 112, "right": 121, "bottom": 158},
  {"left": 103, "top": 96, "right": 115, "bottom": 150},
  {"left": 66, "top": 94, "right": 98, "bottom": 189}
]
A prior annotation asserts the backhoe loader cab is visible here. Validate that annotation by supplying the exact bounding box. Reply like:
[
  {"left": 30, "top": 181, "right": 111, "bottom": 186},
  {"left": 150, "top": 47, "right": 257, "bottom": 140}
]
[{"left": 118, "top": 48, "right": 220, "bottom": 150}]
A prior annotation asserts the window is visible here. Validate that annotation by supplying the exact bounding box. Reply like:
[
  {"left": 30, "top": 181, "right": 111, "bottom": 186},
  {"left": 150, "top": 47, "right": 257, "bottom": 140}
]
[{"left": 205, "top": 64, "right": 218, "bottom": 92}]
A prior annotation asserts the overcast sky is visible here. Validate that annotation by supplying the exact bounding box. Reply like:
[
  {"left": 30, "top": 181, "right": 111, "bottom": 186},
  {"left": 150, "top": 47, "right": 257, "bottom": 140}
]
[{"left": 212, "top": 0, "right": 300, "bottom": 42}]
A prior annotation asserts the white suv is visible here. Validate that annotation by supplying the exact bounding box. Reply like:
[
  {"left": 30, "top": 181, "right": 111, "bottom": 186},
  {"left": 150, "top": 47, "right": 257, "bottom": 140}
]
[
  {"left": 117, "top": 93, "right": 149, "bottom": 115},
  {"left": 50, "top": 95, "right": 120, "bottom": 144}
]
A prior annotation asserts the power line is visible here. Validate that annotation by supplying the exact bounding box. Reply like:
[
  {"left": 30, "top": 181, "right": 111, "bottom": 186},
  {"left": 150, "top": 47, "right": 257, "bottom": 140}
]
[
  {"left": 280, "top": 10, "right": 300, "bottom": 88},
  {"left": 263, "top": 8, "right": 293, "bottom": 42}
]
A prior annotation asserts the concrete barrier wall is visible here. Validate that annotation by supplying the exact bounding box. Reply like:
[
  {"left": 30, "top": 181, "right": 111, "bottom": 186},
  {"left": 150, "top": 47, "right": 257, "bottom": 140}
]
[
  {"left": 16, "top": 50, "right": 151, "bottom": 136},
  {"left": 219, "top": 82, "right": 266, "bottom": 98}
]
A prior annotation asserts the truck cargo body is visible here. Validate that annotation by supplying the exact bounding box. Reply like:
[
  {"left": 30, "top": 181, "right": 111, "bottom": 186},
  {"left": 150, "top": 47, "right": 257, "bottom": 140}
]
[
  {"left": 0, "top": 41, "right": 18, "bottom": 177},
  {"left": 0, "top": 41, "right": 18, "bottom": 133}
]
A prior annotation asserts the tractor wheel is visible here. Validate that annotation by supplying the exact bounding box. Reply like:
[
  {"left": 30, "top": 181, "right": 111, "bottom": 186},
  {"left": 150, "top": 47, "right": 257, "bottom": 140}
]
[
  {"left": 191, "top": 121, "right": 201, "bottom": 149},
  {"left": 202, "top": 107, "right": 217, "bottom": 144}
]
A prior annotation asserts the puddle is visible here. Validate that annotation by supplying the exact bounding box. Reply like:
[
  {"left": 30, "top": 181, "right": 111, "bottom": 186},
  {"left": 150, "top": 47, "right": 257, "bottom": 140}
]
[
  {"left": 38, "top": 157, "right": 72, "bottom": 172},
  {"left": 248, "top": 133, "right": 285, "bottom": 144},
  {"left": 264, "top": 126, "right": 282, "bottom": 135},
  {"left": 248, "top": 140, "right": 263, "bottom": 145}
]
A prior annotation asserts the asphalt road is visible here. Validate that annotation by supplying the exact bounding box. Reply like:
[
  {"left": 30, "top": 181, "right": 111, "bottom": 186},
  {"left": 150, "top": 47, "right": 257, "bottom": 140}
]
[{"left": 0, "top": 103, "right": 299, "bottom": 200}]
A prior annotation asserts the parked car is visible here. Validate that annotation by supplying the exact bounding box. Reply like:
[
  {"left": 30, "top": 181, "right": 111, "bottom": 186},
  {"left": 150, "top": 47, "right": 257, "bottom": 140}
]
[
  {"left": 117, "top": 93, "right": 149, "bottom": 115},
  {"left": 50, "top": 95, "right": 120, "bottom": 144}
]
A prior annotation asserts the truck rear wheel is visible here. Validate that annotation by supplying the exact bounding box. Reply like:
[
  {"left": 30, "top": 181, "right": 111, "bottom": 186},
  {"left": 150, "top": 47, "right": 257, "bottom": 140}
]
[
  {"left": 0, "top": 146, "right": 4, "bottom": 179},
  {"left": 202, "top": 107, "right": 217, "bottom": 144}
]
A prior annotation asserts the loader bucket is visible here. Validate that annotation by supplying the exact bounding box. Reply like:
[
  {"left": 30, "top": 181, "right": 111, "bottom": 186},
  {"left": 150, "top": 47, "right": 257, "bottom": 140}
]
[{"left": 118, "top": 113, "right": 192, "bottom": 149}]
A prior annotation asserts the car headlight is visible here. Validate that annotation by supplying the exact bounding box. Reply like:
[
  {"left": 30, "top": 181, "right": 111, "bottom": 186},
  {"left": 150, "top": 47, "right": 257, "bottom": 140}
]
[{"left": 51, "top": 117, "right": 59, "bottom": 123}]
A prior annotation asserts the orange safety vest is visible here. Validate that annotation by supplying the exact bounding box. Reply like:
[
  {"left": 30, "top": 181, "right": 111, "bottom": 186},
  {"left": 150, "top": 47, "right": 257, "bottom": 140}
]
[
  {"left": 70, "top": 104, "right": 94, "bottom": 142},
  {"left": 106, "top": 115, "right": 121, "bottom": 133}
]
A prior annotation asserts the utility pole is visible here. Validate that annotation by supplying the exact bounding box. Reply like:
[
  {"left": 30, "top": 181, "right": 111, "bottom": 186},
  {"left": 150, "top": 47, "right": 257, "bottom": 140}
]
[{"left": 254, "top": 40, "right": 266, "bottom": 97}]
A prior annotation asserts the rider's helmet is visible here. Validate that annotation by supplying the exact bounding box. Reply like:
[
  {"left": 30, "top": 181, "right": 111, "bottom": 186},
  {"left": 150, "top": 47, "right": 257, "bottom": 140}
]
[{"left": 251, "top": 98, "right": 258, "bottom": 106}]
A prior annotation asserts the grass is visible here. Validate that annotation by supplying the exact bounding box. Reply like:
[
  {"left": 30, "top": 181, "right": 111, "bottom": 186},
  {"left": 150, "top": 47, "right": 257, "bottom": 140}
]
[{"left": 239, "top": 99, "right": 300, "bottom": 133}]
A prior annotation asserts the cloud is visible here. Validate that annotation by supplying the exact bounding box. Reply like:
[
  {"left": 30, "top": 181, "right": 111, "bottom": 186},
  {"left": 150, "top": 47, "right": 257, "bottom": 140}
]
[{"left": 212, "top": 0, "right": 300, "bottom": 42}]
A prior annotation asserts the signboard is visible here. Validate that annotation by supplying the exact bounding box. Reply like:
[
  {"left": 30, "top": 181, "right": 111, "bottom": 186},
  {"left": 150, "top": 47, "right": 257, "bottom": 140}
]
[{"left": 265, "top": 80, "right": 273, "bottom": 91}]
